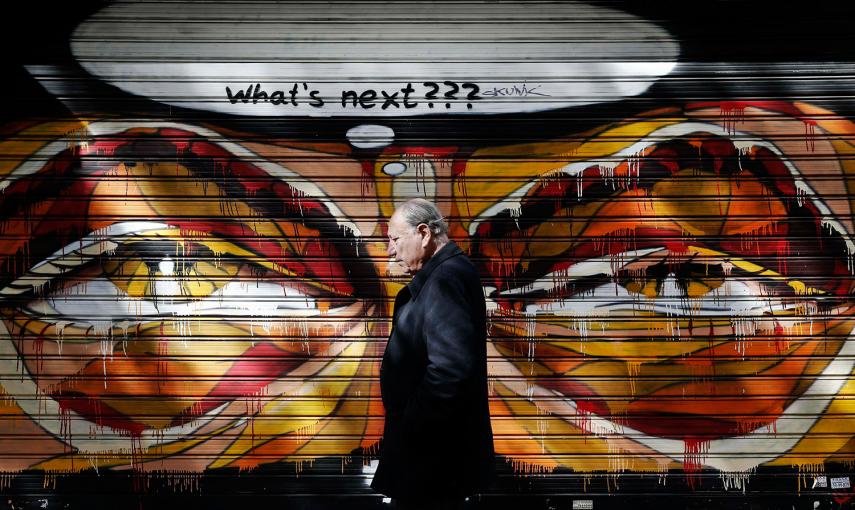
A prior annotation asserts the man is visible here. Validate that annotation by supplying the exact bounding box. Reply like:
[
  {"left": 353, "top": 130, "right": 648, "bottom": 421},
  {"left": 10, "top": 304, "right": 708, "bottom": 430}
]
[{"left": 371, "top": 198, "right": 495, "bottom": 509}]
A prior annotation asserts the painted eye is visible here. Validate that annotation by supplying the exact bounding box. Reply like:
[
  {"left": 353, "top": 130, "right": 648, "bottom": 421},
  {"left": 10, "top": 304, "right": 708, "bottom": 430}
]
[
  {"left": 105, "top": 251, "right": 241, "bottom": 300},
  {"left": 618, "top": 258, "right": 725, "bottom": 299},
  {"left": 474, "top": 122, "right": 855, "bottom": 472},
  {"left": 493, "top": 245, "right": 828, "bottom": 320},
  {"left": 15, "top": 231, "right": 348, "bottom": 338},
  {"left": 0, "top": 221, "right": 367, "bottom": 445},
  {"left": 0, "top": 123, "right": 379, "bottom": 467}
]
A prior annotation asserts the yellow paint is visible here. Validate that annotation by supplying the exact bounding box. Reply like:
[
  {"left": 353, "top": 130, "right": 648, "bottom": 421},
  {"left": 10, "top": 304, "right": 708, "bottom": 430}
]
[
  {"left": 32, "top": 421, "right": 236, "bottom": 472},
  {"left": 459, "top": 119, "right": 681, "bottom": 227},
  {"left": 0, "top": 121, "right": 88, "bottom": 177},
  {"left": 209, "top": 341, "right": 365, "bottom": 468}
]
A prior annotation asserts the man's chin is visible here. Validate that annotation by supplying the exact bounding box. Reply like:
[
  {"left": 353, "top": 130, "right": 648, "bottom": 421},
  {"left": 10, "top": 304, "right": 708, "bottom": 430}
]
[{"left": 386, "top": 261, "right": 411, "bottom": 277}]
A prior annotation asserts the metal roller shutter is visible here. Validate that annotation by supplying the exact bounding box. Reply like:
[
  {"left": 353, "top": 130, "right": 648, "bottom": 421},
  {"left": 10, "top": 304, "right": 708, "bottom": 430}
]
[{"left": 1, "top": 1, "right": 854, "bottom": 508}]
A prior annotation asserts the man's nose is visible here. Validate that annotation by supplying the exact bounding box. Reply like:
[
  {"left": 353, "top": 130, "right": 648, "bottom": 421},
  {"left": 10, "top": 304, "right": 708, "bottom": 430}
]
[{"left": 387, "top": 239, "right": 396, "bottom": 256}]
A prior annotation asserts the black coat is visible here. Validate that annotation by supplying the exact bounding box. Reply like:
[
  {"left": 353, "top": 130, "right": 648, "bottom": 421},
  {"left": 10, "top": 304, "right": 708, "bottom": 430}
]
[{"left": 371, "top": 242, "right": 495, "bottom": 500}]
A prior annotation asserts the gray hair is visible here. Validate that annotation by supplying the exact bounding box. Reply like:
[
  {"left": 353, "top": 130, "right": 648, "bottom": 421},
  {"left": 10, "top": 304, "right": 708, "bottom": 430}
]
[{"left": 397, "top": 198, "right": 449, "bottom": 236}]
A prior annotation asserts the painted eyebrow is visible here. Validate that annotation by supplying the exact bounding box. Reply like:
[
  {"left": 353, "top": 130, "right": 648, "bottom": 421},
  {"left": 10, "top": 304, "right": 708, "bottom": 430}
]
[
  {"left": 1, "top": 120, "right": 361, "bottom": 238},
  {"left": 0, "top": 219, "right": 361, "bottom": 301},
  {"left": 496, "top": 247, "right": 662, "bottom": 297},
  {"left": 467, "top": 121, "right": 855, "bottom": 258},
  {"left": 0, "top": 221, "right": 170, "bottom": 298}
]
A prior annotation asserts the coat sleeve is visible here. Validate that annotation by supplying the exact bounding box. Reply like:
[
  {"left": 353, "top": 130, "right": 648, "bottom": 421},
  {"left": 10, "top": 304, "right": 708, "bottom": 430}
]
[{"left": 404, "top": 266, "right": 477, "bottom": 426}]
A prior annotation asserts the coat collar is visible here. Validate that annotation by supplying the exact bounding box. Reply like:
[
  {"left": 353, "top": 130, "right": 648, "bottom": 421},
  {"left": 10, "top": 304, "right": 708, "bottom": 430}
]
[{"left": 406, "top": 241, "right": 463, "bottom": 298}]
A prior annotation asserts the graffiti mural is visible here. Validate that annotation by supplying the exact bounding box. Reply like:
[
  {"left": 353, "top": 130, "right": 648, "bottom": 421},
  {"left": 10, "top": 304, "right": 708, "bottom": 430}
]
[
  {"left": 0, "top": 119, "right": 384, "bottom": 473},
  {"left": 467, "top": 102, "right": 855, "bottom": 476},
  {"left": 5, "top": 103, "right": 853, "bottom": 476},
  {"left": 2, "top": 0, "right": 855, "bottom": 506}
]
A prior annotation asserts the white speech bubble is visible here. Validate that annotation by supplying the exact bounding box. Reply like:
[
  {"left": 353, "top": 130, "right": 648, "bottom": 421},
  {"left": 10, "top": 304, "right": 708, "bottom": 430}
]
[
  {"left": 346, "top": 124, "right": 395, "bottom": 148},
  {"left": 67, "top": 1, "right": 679, "bottom": 117}
]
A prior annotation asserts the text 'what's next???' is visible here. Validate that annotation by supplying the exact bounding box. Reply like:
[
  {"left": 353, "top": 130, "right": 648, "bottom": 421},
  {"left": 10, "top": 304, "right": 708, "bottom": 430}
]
[{"left": 226, "top": 82, "right": 482, "bottom": 110}]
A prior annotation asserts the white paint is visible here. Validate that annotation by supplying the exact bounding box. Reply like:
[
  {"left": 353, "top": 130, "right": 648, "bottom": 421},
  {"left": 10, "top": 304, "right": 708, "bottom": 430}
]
[
  {"left": 521, "top": 278, "right": 788, "bottom": 319},
  {"left": 362, "top": 458, "right": 379, "bottom": 487},
  {"left": 498, "top": 247, "right": 661, "bottom": 296},
  {"left": 391, "top": 156, "right": 436, "bottom": 206},
  {"left": 346, "top": 124, "right": 395, "bottom": 148},
  {"left": 64, "top": 1, "right": 679, "bottom": 117},
  {"left": 157, "top": 256, "right": 175, "bottom": 276},
  {"left": 24, "top": 269, "right": 333, "bottom": 322},
  {"left": 382, "top": 162, "right": 407, "bottom": 176}
]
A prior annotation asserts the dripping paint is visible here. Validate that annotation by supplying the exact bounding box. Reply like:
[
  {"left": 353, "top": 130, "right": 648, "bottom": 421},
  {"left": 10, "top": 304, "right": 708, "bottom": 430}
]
[{"left": 1, "top": 0, "right": 855, "bottom": 508}]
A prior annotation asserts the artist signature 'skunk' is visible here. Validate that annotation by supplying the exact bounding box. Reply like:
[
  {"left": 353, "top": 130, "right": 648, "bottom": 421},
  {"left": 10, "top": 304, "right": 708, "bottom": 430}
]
[{"left": 481, "top": 83, "right": 549, "bottom": 97}]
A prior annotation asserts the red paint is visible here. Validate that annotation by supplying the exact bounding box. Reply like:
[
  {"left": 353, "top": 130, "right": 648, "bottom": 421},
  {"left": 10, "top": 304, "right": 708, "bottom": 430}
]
[
  {"left": 687, "top": 100, "right": 809, "bottom": 121},
  {"left": 682, "top": 437, "right": 710, "bottom": 488},
  {"left": 51, "top": 342, "right": 310, "bottom": 434},
  {"left": 53, "top": 394, "right": 146, "bottom": 436}
]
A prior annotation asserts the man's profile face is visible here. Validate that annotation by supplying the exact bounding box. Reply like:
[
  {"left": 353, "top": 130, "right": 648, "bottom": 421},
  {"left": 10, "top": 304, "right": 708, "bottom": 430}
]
[{"left": 386, "top": 212, "right": 427, "bottom": 275}]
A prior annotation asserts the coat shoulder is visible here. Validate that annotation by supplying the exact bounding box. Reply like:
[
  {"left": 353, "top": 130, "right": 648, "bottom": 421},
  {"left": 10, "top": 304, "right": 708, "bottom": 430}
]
[
  {"left": 421, "top": 252, "right": 481, "bottom": 302},
  {"left": 433, "top": 252, "right": 479, "bottom": 282}
]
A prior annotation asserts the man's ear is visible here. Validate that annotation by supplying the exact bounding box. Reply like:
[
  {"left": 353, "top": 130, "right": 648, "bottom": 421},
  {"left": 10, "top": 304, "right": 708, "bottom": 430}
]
[{"left": 418, "top": 223, "right": 432, "bottom": 248}]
